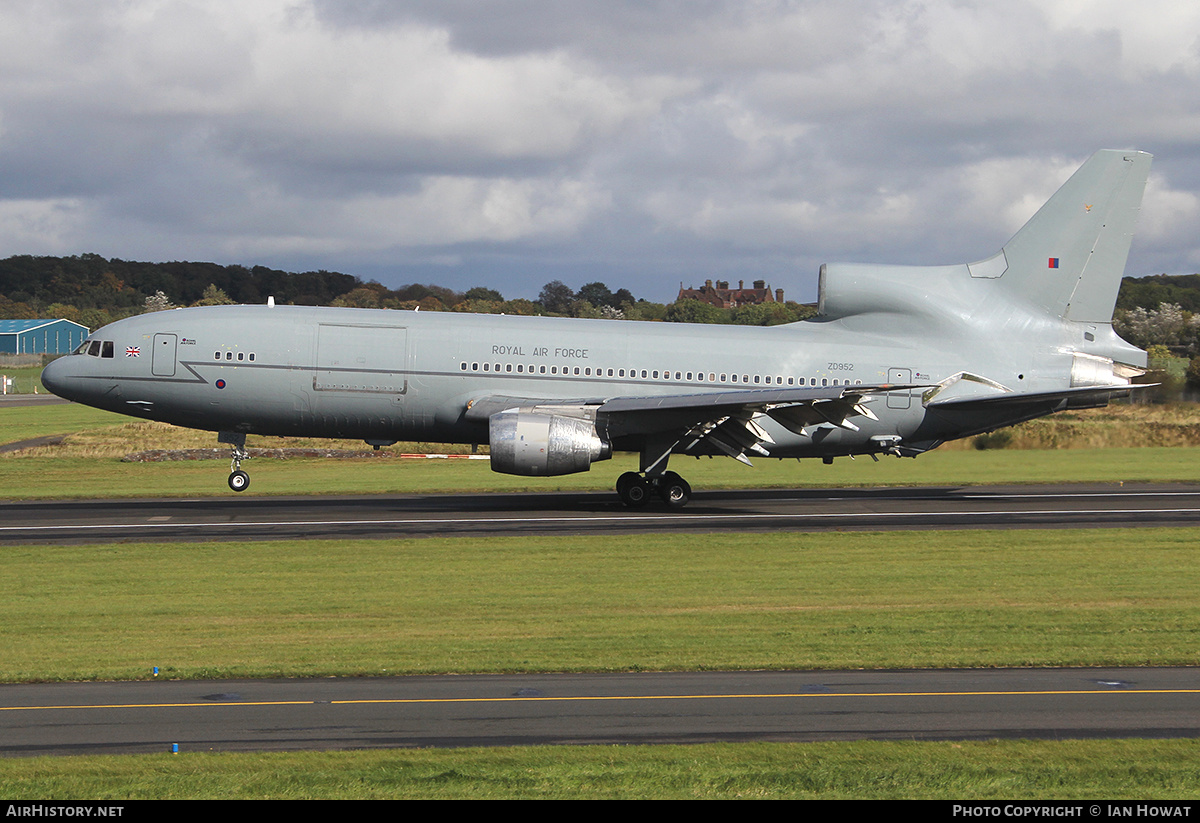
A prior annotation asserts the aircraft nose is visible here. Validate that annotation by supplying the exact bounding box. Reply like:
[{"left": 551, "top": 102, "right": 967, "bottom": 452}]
[{"left": 40, "top": 356, "right": 78, "bottom": 401}]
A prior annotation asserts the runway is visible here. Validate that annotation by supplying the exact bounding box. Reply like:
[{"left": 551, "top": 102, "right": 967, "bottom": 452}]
[
  {"left": 3, "top": 483, "right": 1200, "bottom": 544},
  {"left": 2, "top": 668, "right": 1197, "bottom": 756}
]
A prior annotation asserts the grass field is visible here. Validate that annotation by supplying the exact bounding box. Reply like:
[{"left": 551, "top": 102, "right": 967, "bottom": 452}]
[
  {"left": 2, "top": 529, "right": 1196, "bottom": 682},
  {"left": 6, "top": 403, "right": 1200, "bottom": 501},
  {"left": 3, "top": 740, "right": 1199, "bottom": 799},
  {"left": 5, "top": 444, "right": 1200, "bottom": 499},
  {"left": 0, "top": 364, "right": 47, "bottom": 396}
]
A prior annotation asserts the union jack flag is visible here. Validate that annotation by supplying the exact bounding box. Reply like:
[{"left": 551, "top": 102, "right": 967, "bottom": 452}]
[{"left": 125, "top": 346, "right": 141, "bottom": 357}]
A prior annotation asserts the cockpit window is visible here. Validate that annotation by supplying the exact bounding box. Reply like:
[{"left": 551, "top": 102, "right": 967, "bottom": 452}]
[
  {"left": 101, "top": 341, "right": 114, "bottom": 358},
  {"left": 87, "top": 340, "right": 101, "bottom": 357},
  {"left": 74, "top": 340, "right": 90, "bottom": 355}
]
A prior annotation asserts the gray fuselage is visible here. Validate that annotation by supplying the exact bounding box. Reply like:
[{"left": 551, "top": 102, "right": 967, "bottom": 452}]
[{"left": 40, "top": 302, "right": 1093, "bottom": 460}]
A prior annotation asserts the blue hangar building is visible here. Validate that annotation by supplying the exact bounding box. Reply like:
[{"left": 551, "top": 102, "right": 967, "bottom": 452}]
[{"left": 0, "top": 319, "right": 90, "bottom": 355}]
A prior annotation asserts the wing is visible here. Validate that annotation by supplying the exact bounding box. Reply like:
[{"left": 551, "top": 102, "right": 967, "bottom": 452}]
[{"left": 464, "top": 383, "right": 923, "bottom": 470}]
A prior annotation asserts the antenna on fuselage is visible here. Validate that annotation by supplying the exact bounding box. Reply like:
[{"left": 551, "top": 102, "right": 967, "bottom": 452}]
[{"left": 267, "top": 296, "right": 275, "bottom": 307}]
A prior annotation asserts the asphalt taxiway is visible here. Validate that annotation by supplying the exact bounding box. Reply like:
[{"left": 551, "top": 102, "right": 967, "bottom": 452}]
[
  {"left": 3, "top": 483, "right": 1200, "bottom": 544},
  {"left": 2, "top": 667, "right": 1197, "bottom": 756}
]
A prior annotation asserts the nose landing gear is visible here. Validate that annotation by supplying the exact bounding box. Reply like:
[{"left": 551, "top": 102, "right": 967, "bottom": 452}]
[
  {"left": 220, "top": 431, "right": 251, "bottom": 493},
  {"left": 228, "top": 464, "right": 250, "bottom": 492}
]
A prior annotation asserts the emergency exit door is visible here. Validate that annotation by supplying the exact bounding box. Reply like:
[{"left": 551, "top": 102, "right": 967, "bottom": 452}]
[{"left": 887, "top": 367, "right": 911, "bottom": 409}]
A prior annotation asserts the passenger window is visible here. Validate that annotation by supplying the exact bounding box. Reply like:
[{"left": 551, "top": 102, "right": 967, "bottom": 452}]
[
  {"left": 237, "top": 352, "right": 244, "bottom": 361},
  {"left": 226, "top": 352, "right": 233, "bottom": 360}
]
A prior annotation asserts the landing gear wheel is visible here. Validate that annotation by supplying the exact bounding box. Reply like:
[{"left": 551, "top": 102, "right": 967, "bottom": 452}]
[
  {"left": 658, "top": 472, "right": 691, "bottom": 509},
  {"left": 228, "top": 470, "right": 250, "bottom": 492},
  {"left": 616, "top": 471, "right": 650, "bottom": 508}
]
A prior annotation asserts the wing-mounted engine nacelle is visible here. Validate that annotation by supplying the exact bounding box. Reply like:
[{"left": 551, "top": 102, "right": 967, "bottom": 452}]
[{"left": 489, "top": 411, "right": 612, "bottom": 476}]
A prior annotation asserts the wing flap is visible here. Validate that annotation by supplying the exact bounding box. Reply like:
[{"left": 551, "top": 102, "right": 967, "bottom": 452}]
[{"left": 925, "top": 383, "right": 1152, "bottom": 411}]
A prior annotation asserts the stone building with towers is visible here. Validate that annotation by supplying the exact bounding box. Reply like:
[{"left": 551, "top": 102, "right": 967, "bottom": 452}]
[{"left": 676, "top": 279, "right": 783, "bottom": 309}]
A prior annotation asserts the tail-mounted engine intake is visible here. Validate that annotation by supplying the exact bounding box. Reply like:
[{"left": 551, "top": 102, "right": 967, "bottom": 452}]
[{"left": 489, "top": 411, "right": 612, "bottom": 476}]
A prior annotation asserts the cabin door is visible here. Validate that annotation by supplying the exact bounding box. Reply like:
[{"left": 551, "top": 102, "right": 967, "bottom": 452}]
[{"left": 152, "top": 333, "right": 177, "bottom": 377}]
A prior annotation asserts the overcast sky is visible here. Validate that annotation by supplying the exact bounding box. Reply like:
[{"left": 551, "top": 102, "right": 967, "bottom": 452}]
[{"left": 2, "top": 0, "right": 1198, "bottom": 303}]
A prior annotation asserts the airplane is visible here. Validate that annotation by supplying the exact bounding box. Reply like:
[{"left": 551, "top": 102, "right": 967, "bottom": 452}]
[{"left": 42, "top": 149, "right": 1153, "bottom": 508}]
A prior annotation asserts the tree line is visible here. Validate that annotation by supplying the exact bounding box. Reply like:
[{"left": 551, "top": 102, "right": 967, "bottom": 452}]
[
  {"left": 5, "top": 254, "right": 1195, "bottom": 335},
  {"left": 0, "top": 254, "right": 817, "bottom": 328},
  {"left": 1113, "top": 275, "right": 1200, "bottom": 356}
]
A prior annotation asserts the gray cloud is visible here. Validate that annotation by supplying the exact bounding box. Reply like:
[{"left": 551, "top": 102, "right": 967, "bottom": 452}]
[{"left": 1, "top": 0, "right": 1197, "bottom": 302}]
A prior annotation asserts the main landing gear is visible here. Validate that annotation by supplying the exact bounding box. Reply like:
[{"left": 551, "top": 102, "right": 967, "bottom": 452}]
[{"left": 616, "top": 470, "right": 691, "bottom": 509}]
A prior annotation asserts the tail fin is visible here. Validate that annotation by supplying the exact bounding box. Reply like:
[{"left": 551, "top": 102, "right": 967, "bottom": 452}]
[{"left": 971, "top": 150, "right": 1152, "bottom": 323}]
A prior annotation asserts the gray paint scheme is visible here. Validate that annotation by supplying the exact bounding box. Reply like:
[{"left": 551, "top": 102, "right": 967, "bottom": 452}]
[{"left": 42, "top": 150, "right": 1152, "bottom": 504}]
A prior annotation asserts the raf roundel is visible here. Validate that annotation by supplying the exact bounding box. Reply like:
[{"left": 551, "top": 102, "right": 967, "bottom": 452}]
[{"left": 215, "top": 379, "right": 226, "bottom": 389}]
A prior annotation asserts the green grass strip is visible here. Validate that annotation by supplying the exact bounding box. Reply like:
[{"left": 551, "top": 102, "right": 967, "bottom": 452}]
[
  {"left": 2, "top": 529, "right": 1197, "bottom": 682},
  {"left": 4, "top": 446, "right": 1200, "bottom": 499},
  {"left": 0, "top": 404, "right": 128, "bottom": 446},
  {"left": 6, "top": 403, "right": 1200, "bottom": 499},
  {"left": 1, "top": 740, "right": 1199, "bottom": 799}
]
